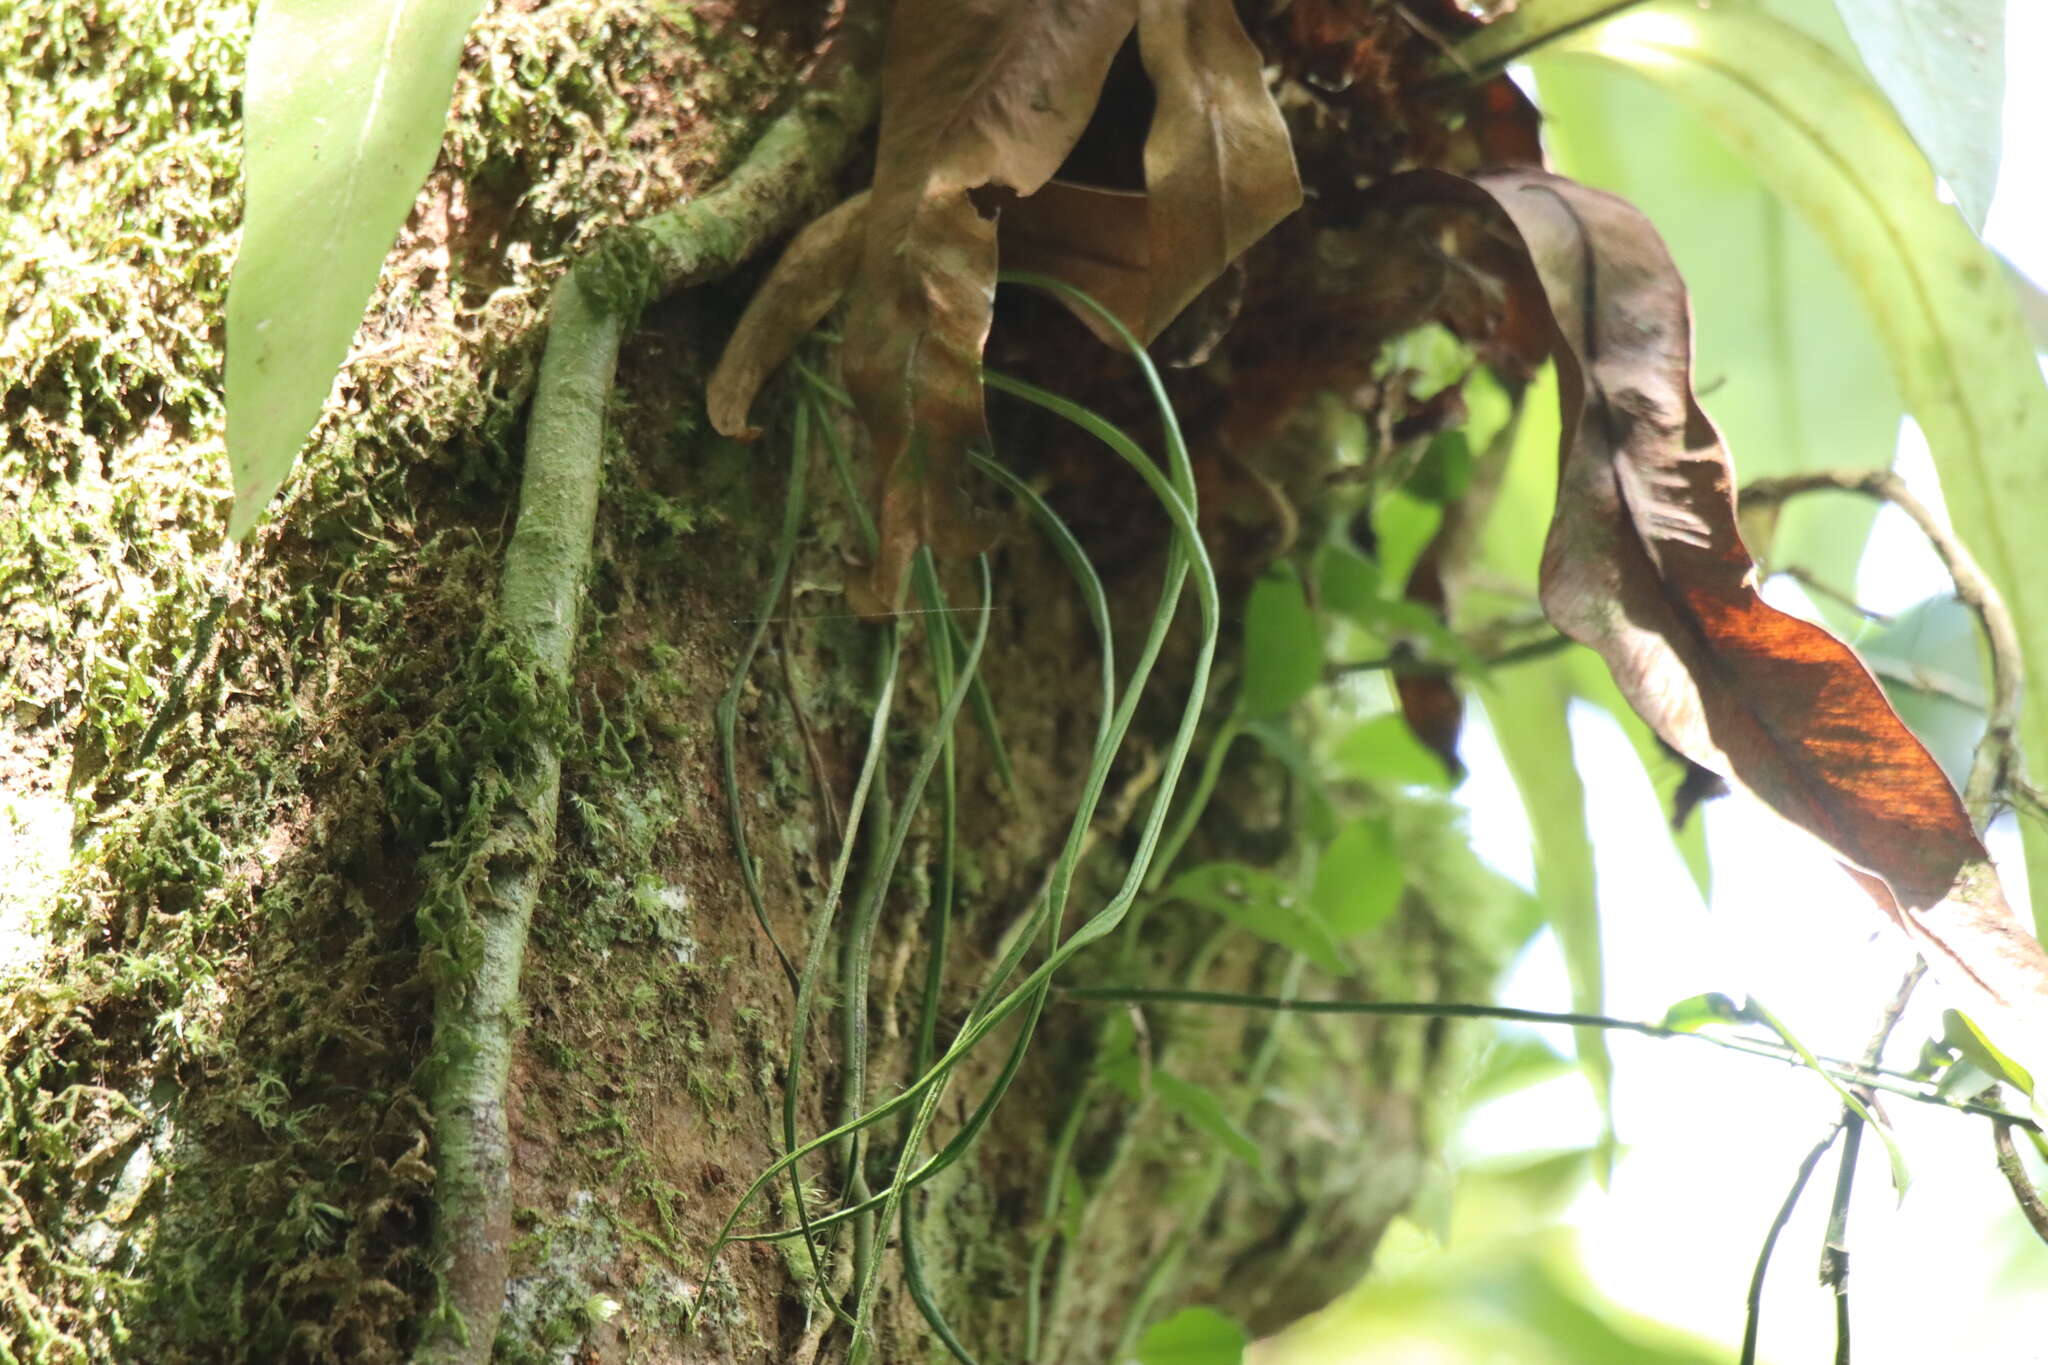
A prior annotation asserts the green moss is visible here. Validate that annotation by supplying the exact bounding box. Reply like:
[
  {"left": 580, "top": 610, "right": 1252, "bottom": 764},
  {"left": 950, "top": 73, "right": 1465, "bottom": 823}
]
[{"left": 0, "top": 0, "right": 808, "bottom": 1358}]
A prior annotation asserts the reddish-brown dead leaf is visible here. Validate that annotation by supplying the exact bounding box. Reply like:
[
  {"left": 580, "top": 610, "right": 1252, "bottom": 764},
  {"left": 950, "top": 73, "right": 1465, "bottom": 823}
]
[
  {"left": 707, "top": 191, "right": 869, "bottom": 439},
  {"left": 843, "top": 0, "right": 1140, "bottom": 611},
  {"left": 1394, "top": 167, "right": 2048, "bottom": 1062},
  {"left": 1137, "top": 0, "right": 1303, "bottom": 336}
]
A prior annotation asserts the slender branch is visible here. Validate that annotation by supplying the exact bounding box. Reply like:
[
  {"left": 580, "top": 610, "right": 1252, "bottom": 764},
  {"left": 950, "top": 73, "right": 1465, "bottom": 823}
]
[
  {"left": 1741, "top": 1121, "right": 1844, "bottom": 1365},
  {"left": 1813, "top": 965, "right": 1924, "bottom": 1365},
  {"left": 1326, "top": 628, "right": 1572, "bottom": 680},
  {"left": 1742, "top": 469, "right": 2025, "bottom": 825},
  {"left": 1992, "top": 1111, "right": 2048, "bottom": 1246},
  {"left": 410, "top": 12, "right": 881, "bottom": 1361},
  {"left": 1057, "top": 987, "right": 2040, "bottom": 1128}
]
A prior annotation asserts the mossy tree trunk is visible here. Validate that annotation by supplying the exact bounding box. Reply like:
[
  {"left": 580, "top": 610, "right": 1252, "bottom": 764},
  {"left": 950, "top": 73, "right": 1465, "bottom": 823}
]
[{"left": 2, "top": 3, "right": 1530, "bottom": 1362}]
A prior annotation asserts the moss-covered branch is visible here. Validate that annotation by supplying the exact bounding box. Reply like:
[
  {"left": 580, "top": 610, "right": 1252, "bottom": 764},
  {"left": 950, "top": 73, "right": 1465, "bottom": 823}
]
[{"left": 412, "top": 14, "right": 881, "bottom": 1361}]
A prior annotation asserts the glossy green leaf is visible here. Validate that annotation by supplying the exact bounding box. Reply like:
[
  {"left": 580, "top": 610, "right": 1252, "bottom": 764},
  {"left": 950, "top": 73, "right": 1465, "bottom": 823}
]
[
  {"left": 1311, "top": 818, "right": 1402, "bottom": 937},
  {"left": 1834, "top": 0, "right": 2004, "bottom": 230},
  {"left": 1152, "top": 1072, "right": 1264, "bottom": 1170},
  {"left": 226, "top": 0, "right": 488, "bottom": 538},
  {"left": 1368, "top": 486, "right": 1442, "bottom": 594},
  {"left": 1162, "top": 862, "right": 1348, "bottom": 974},
  {"left": 1532, "top": 52, "right": 1899, "bottom": 614},
  {"left": 1334, "top": 713, "right": 1454, "bottom": 790},
  {"left": 1242, "top": 565, "right": 1322, "bottom": 718},
  {"left": 1554, "top": 2, "right": 2048, "bottom": 937},
  {"left": 1136, "top": 1306, "right": 1248, "bottom": 1365}
]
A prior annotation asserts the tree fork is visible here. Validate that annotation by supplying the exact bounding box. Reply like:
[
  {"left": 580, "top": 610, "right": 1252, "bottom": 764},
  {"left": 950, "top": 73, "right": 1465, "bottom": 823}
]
[{"left": 411, "top": 11, "right": 882, "bottom": 1360}]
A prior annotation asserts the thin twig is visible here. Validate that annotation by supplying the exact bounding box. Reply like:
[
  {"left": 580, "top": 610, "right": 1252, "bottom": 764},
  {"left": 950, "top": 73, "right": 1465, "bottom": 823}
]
[
  {"left": 1056, "top": 986, "right": 2038, "bottom": 1129},
  {"left": 1326, "top": 628, "right": 1571, "bottom": 680},
  {"left": 1815, "top": 964, "right": 1925, "bottom": 1365},
  {"left": 1773, "top": 565, "right": 1895, "bottom": 625},
  {"left": 1741, "top": 1120, "right": 1844, "bottom": 1365},
  {"left": 1742, "top": 470, "right": 2024, "bottom": 825},
  {"left": 1990, "top": 1097, "right": 2048, "bottom": 1246}
]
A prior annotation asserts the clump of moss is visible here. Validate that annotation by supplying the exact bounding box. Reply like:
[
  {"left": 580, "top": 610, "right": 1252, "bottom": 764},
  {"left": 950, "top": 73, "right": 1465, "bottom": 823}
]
[{"left": 0, "top": 0, "right": 810, "bottom": 1357}]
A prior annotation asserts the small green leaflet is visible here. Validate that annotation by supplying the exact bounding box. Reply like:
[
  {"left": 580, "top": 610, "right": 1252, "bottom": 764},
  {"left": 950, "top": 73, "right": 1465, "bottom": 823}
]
[
  {"left": 1095, "top": 1020, "right": 1263, "bottom": 1169},
  {"left": 1162, "top": 862, "right": 1348, "bottom": 973},
  {"left": 1135, "top": 1306, "right": 1248, "bottom": 1365},
  {"left": 226, "top": 0, "right": 489, "bottom": 539},
  {"left": 1241, "top": 565, "right": 1321, "bottom": 717},
  {"left": 1310, "top": 818, "right": 1402, "bottom": 937}
]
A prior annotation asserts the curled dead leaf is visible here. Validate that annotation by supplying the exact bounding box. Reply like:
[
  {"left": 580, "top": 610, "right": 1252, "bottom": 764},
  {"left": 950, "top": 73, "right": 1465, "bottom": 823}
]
[
  {"left": 1138, "top": 0, "right": 1303, "bottom": 334},
  {"left": 843, "top": 0, "right": 1140, "bottom": 610},
  {"left": 707, "top": 191, "right": 869, "bottom": 439},
  {"left": 1386, "top": 166, "right": 2048, "bottom": 1069}
]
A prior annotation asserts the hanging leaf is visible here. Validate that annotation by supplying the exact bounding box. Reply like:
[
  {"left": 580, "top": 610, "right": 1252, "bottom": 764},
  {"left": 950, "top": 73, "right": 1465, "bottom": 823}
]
[
  {"left": 1551, "top": 2, "right": 2048, "bottom": 939},
  {"left": 1396, "top": 163, "right": 2048, "bottom": 1073},
  {"left": 841, "top": 0, "right": 1139, "bottom": 610},
  {"left": 707, "top": 192, "right": 869, "bottom": 438},
  {"left": 1530, "top": 55, "right": 1900, "bottom": 621},
  {"left": 1136, "top": 0, "right": 1302, "bottom": 332},
  {"left": 225, "top": 0, "right": 488, "bottom": 539},
  {"left": 1832, "top": 0, "right": 2004, "bottom": 232}
]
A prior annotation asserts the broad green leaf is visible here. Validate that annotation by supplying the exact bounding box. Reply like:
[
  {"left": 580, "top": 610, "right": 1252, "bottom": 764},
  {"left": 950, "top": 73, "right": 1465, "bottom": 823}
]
[
  {"left": 1751, "top": 999, "right": 1911, "bottom": 1195},
  {"left": 1151, "top": 1072, "right": 1264, "bottom": 1170},
  {"left": 1554, "top": 3, "right": 2048, "bottom": 938},
  {"left": 227, "top": 0, "right": 488, "bottom": 538},
  {"left": 1478, "top": 664, "right": 1614, "bottom": 1181},
  {"left": 1833, "top": 0, "right": 2004, "bottom": 230},
  {"left": 1162, "top": 862, "right": 1348, "bottom": 974},
  {"left": 1136, "top": 1306, "right": 1248, "bottom": 1365},
  {"left": 1334, "top": 713, "right": 1454, "bottom": 790},
  {"left": 1533, "top": 54, "right": 1898, "bottom": 615},
  {"left": 1242, "top": 565, "right": 1322, "bottom": 718},
  {"left": 1311, "top": 818, "right": 1402, "bottom": 937}
]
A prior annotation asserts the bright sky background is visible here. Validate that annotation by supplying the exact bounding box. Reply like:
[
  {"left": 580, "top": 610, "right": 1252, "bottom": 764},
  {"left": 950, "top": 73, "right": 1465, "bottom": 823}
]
[{"left": 1445, "top": 7, "right": 2048, "bottom": 1360}]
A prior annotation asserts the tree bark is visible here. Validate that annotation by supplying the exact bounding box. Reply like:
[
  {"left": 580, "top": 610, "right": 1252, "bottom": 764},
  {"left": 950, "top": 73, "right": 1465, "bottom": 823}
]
[{"left": 0, "top": 3, "right": 1527, "bottom": 1362}]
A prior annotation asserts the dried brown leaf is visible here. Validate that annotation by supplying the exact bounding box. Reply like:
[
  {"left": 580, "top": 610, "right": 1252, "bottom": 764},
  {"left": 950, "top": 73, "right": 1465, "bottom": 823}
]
[
  {"left": 1137, "top": 0, "right": 1302, "bottom": 336},
  {"left": 707, "top": 192, "right": 869, "bottom": 439},
  {"left": 844, "top": 0, "right": 1140, "bottom": 610},
  {"left": 1397, "top": 167, "right": 2048, "bottom": 1064},
  {"left": 998, "top": 180, "right": 1150, "bottom": 344}
]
